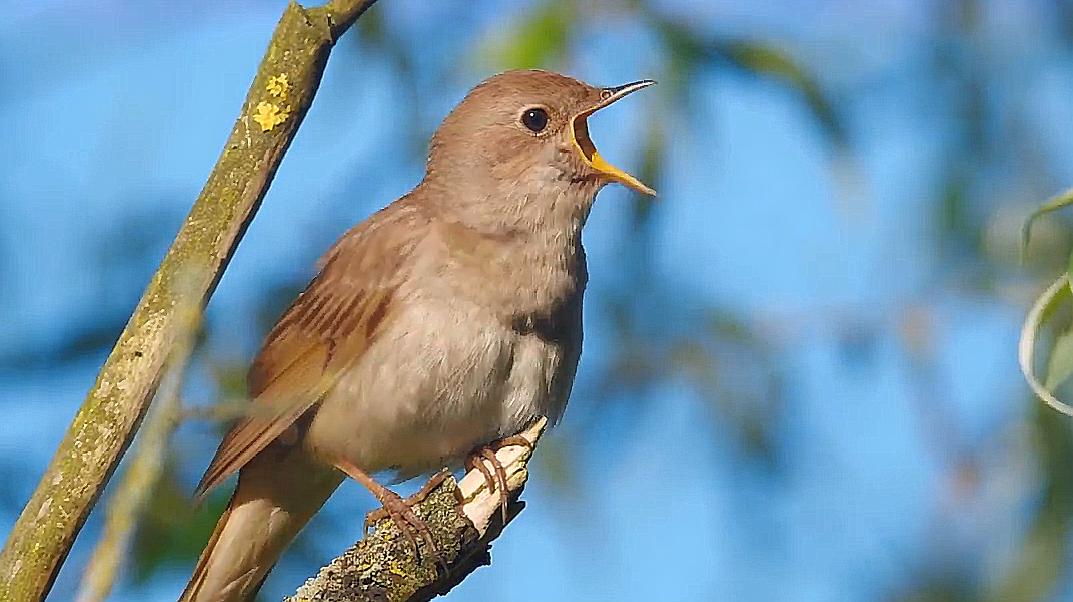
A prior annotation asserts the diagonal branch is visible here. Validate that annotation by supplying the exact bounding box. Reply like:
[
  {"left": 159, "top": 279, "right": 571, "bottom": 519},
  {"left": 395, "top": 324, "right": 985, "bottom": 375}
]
[
  {"left": 74, "top": 296, "right": 201, "bottom": 602},
  {"left": 0, "top": 2, "right": 379, "bottom": 599},
  {"left": 287, "top": 419, "right": 547, "bottom": 602}
]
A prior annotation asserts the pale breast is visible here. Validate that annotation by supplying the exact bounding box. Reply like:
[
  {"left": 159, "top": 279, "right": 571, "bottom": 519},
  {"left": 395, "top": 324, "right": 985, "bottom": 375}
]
[
  {"left": 305, "top": 292, "right": 578, "bottom": 478},
  {"left": 304, "top": 220, "right": 586, "bottom": 478}
]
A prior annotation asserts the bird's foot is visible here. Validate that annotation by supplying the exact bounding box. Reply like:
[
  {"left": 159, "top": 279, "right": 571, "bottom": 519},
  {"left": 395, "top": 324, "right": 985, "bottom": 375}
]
[
  {"left": 336, "top": 460, "right": 449, "bottom": 569},
  {"left": 465, "top": 434, "right": 535, "bottom": 525},
  {"left": 363, "top": 468, "right": 450, "bottom": 535}
]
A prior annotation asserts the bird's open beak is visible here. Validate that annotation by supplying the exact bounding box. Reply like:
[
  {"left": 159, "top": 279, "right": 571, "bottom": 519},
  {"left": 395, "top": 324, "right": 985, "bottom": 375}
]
[{"left": 570, "top": 79, "right": 657, "bottom": 196}]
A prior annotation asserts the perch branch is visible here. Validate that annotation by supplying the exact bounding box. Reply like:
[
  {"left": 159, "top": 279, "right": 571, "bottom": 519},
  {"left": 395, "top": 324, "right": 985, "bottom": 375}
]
[
  {"left": 0, "top": 1, "right": 379, "bottom": 599},
  {"left": 287, "top": 418, "right": 548, "bottom": 602}
]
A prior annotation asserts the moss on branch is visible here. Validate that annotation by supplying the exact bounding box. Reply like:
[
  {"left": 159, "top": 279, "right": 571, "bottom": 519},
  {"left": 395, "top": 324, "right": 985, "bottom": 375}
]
[{"left": 287, "top": 420, "right": 546, "bottom": 602}]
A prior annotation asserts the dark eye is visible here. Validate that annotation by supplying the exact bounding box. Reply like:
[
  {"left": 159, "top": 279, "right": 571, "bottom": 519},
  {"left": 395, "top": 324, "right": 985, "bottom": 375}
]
[{"left": 521, "top": 107, "right": 549, "bottom": 133}]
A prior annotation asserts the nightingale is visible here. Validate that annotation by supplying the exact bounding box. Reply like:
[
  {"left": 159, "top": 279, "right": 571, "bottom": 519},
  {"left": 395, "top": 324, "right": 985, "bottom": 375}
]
[{"left": 180, "top": 69, "right": 655, "bottom": 602}]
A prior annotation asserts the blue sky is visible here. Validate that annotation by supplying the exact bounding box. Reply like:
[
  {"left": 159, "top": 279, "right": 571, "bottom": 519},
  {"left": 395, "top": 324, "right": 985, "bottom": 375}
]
[{"left": 2, "top": 1, "right": 1071, "bottom": 601}]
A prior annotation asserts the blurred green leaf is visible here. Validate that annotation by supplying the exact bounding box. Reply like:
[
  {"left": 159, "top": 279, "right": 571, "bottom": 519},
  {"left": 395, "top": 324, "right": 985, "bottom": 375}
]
[
  {"left": 715, "top": 40, "right": 844, "bottom": 144},
  {"left": 938, "top": 173, "right": 971, "bottom": 246},
  {"left": 987, "top": 398, "right": 1073, "bottom": 602},
  {"left": 1022, "top": 186, "right": 1073, "bottom": 258},
  {"left": 653, "top": 20, "right": 845, "bottom": 147},
  {"left": 1045, "top": 328, "right": 1073, "bottom": 391},
  {"left": 706, "top": 311, "right": 755, "bottom": 344},
  {"left": 484, "top": 0, "right": 572, "bottom": 69},
  {"left": 1019, "top": 274, "right": 1073, "bottom": 416},
  {"left": 130, "top": 466, "right": 230, "bottom": 582}
]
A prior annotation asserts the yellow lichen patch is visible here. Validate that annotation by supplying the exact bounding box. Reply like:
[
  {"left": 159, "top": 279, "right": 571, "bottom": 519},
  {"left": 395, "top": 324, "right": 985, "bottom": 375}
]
[
  {"left": 266, "top": 74, "right": 290, "bottom": 99},
  {"left": 252, "top": 101, "right": 289, "bottom": 132},
  {"left": 387, "top": 560, "right": 408, "bottom": 577}
]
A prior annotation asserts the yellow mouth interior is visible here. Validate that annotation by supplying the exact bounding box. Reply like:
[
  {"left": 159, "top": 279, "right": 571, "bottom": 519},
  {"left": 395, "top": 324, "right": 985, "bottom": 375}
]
[{"left": 571, "top": 112, "right": 656, "bottom": 196}]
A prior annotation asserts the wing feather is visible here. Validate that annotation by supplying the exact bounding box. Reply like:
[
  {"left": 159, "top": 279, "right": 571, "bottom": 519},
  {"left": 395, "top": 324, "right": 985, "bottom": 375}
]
[{"left": 194, "top": 206, "right": 420, "bottom": 499}]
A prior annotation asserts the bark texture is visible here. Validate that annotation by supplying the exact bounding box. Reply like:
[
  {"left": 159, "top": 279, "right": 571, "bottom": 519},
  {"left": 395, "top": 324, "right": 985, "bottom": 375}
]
[{"left": 287, "top": 419, "right": 546, "bottom": 602}]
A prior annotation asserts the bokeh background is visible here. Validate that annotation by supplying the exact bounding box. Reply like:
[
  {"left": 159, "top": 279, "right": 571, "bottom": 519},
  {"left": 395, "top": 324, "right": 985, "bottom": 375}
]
[{"left": 4, "top": 0, "right": 1073, "bottom": 600}]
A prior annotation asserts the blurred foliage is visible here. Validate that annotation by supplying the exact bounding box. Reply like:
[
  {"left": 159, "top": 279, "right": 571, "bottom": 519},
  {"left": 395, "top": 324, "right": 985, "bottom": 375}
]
[
  {"left": 1018, "top": 189, "right": 1073, "bottom": 599},
  {"left": 654, "top": 19, "right": 846, "bottom": 148},
  {"left": 10, "top": 0, "right": 1073, "bottom": 600},
  {"left": 130, "top": 466, "right": 231, "bottom": 583},
  {"left": 484, "top": 0, "right": 573, "bottom": 69},
  {"left": 1004, "top": 402, "right": 1073, "bottom": 601}
]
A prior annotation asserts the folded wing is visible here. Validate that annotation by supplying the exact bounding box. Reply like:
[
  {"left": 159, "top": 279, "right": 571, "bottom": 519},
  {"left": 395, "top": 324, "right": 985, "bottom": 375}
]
[{"left": 194, "top": 208, "right": 419, "bottom": 499}]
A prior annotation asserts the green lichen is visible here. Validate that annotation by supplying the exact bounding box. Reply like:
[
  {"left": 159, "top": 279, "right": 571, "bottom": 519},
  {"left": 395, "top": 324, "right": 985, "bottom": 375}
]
[{"left": 287, "top": 478, "right": 481, "bottom": 602}]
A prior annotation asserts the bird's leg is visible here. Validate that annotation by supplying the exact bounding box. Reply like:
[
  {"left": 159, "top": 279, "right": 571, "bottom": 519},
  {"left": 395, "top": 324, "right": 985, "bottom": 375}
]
[
  {"left": 362, "top": 468, "right": 451, "bottom": 534},
  {"left": 335, "top": 460, "right": 448, "bottom": 567},
  {"left": 465, "top": 434, "right": 536, "bottom": 525}
]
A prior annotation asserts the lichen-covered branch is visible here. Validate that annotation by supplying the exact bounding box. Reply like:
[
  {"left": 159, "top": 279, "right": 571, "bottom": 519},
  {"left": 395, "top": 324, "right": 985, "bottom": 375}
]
[
  {"left": 0, "top": 2, "right": 379, "bottom": 600},
  {"left": 74, "top": 298, "right": 200, "bottom": 602},
  {"left": 287, "top": 419, "right": 547, "bottom": 602},
  {"left": 73, "top": 370, "right": 183, "bottom": 602}
]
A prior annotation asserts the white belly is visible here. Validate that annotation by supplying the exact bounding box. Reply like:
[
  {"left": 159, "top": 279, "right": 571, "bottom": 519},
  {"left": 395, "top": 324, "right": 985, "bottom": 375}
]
[{"left": 304, "top": 299, "right": 569, "bottom": 479}]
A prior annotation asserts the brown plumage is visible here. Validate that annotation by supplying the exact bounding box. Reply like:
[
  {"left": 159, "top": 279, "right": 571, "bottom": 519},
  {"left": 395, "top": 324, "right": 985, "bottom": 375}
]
[
  {"left": 193, "top": 207, "right": 414, "bottom": 500},
  {"left": 180, "top": 69, "right": 654, "bottom": 602}
]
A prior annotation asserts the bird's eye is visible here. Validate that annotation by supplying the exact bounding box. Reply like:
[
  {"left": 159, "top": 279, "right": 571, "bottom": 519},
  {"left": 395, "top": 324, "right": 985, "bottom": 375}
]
[{"left": 521, "top": 107, "right": 549, "bottom": 133}]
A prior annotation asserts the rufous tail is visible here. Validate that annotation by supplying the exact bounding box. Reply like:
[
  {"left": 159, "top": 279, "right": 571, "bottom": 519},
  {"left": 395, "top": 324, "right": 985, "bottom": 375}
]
[{"left": 179, "top": 446, "right": 342, "bottom": 602}]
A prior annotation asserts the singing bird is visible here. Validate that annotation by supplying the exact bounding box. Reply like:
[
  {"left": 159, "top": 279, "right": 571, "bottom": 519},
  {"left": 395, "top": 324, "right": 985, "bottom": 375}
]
[{"left": 180, "top": 69, "right": 655, "bottom": 601}]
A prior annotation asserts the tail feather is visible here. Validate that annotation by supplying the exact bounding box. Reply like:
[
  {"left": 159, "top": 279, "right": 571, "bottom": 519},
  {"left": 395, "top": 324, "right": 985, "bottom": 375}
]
[
  {"left": 179, "top": 491, "right": 235, "bottom": 602},
  {"left": 179, "top": 446, "right": 343, "bottom": 602}
]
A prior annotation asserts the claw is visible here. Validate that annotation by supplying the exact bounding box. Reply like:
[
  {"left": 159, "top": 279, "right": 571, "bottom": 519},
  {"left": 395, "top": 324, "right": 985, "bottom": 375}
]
[
  {"left": 465, "top": 434, "right": 534, "bottom": 526},
  {"left": 480, "top": 447, "right": 510, "bottom": 526},
  {"left": 465, "top": 453, "right": 497, "bottom": 496},
  {"left": 369, "top": 489, "right": 441, "bottom": 568},
  {"left": 491, "top": 434, "right": 535, "bottom": 454},
  {"left": 337, "top": 461, "right": 450, "bottom": 570}
]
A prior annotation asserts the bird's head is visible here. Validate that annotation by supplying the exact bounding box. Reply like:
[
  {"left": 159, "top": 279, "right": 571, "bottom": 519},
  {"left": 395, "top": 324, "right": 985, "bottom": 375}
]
[{"left": 425, "top": 70, "right": 655, "bottom": 220}]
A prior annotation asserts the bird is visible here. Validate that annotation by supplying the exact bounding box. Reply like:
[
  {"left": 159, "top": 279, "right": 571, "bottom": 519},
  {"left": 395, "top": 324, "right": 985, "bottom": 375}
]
[{"left": 180, "top": 69, "right": 655, "bottom": 602}]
